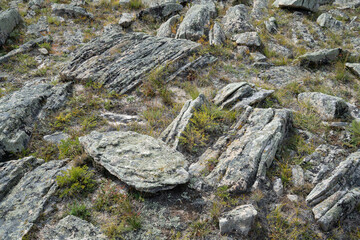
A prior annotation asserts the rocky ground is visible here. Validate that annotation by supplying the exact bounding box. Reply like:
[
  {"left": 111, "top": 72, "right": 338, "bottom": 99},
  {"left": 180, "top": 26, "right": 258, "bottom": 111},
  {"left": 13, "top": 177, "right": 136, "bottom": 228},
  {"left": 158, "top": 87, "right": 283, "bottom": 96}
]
[{"left": 0, "top": 0, "right": 360, "bottom": 239}]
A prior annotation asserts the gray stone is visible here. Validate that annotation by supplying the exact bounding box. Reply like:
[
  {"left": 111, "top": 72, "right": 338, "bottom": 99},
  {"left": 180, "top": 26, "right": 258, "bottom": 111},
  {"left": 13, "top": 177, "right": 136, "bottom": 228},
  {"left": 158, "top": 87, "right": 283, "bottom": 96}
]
[
  {"left": 258, "top": 66, "right": 310, "bottom": 87},
  {"left": 160, "top": 94, "right": 209, "bottom": 150},
  {"left": 234, "top": 32, "right": 262, "bottom": 47},
  {"left": 209, "top": 22, "right": 225, "bottom": 46},
  {"left": 222, "top": 5, "right": 254, "bottom": 36},
  {"left": 205, "top": 107, "right": 292, "bottom": 192},
  {"left": 273, "top": 178, "right": 283, "bottom": 196},
  {"left": 61, "top": 32, "right": 200, "bottom": 95},
  {"left": 265, "top": 17, "right": 278, "bottom": 33},
  {"left": 333, "top": 0, "right": 360, "bottom": 8},
  {"left": 297, "top": 92, "right": 351, "bottom": 121},
  {"left": 274, "top": 0, "right": 319, "bottom": 12},
  {"left": 27, "top": 16, "right": 48, "bottom": 36},
  {"left": 175, "top": 4, "right": 216, "bottom": 41},
  {"left": 43, "top": 132, "right": 70, "bottom": 144},
  {"left": 100, "top": 112, "right": 144, "bottom": 126},
  {"left": 43, "top": 215, "right": 106, "bottom": 240},
  {"left": 287, "top": 194, "right": 299, "bottom": 202},
  {"left": 0, "top": 9, "right": 22, "bottom": 47},
  {"left": 0, "top": 159, "right": 68, "bottom": 240},
  {"left": 251, "top": 0, "right": 269, "bottom": 18},
  {"left": 306, "top": 152, "right": 360, "bottom": 231},
  {"left": 292, "top": 165, "right": 305, "bottom": 187},
  {"left": 219, "top": 204, "right": 258, "bottom": 235},
  {"left": 157, "top": 15, "right": 179, "bottom": 38},
  {"left": 298, "top": 48, "right": 342, "bottom": 66},
  {"left": 38, "top": 47, "right": 49, "bottom": 55},
  {"left": 317, "top": 13, "right": 343, "bottom": 30},
  {"left": 119, "top": 13, "right": 135, "bottom": 28},
  {"left": 266, "top": 42, "right": 293, "bottom": 58},
  {"left": 250, "top": 52, "right": 267, "bottom": 62},
  {"left": 137, "top": 2, "right": 183, "bottom": 22},
  {"left": 79, "top": 131, "right": 189, "bottom": 193},
  {"left": 51, "top": 4, "right": 94, "bottom": 19},
  {"left": 29, "top": 0, "right": 45, "bottom": 9},
  {"left": 346, "top": 63, "right": 360, "bottom": 78}
]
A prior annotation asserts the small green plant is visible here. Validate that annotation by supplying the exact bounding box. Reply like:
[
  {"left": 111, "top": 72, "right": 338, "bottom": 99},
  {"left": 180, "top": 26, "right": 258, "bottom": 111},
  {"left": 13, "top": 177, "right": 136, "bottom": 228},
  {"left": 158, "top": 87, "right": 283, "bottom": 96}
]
[
  {"left": 38, "top": 42, "right": 52, "bottom": 52},
  {"left": 56, "top": 165, "right": 97, "bottom": 198},
  {"left": 349, "top": 120, "right": 360, "bottom": 147},
  {"left": 58, "top": 138, "right": 83, "bottom": 159},
  {"left": 127, "top": 0, "right": 143, "bottom": 9},
  {"left": 69, "top": 202, "right": 91, "bottom": 221}
]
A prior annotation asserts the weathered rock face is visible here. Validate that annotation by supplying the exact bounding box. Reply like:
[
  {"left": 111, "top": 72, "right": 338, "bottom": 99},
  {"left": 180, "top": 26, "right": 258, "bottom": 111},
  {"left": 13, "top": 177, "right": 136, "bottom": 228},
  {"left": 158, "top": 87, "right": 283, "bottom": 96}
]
[
  {"left": 317, "top": 13, "right": 343, "bottom": 31},
  {"left": 42, "top": 215, "right": 106, "bottom": 240},
  {"left": 306, "top": 152, "right": 360, "bottom": 231},
  {"left": 209, "top": 22, "right": 225, "bottom": 46},
  {"left": 265, "top": 17, "right": 278, "bottom": 33},
  {"left": 219, "top": 204, "right": 258, "bottom": 235},
  {"left": 0, "top": 9, "right": 22, "bottom": 47},
  {"left": 119, "top": 13, "right": 135, "bottom": 28},
  {"left": 346, "top": 63, "right": 360, "bottom": 78},
  {"left": 61, "top": 32, "right": 200, "bottom": 95},
  {"left": 157, "top": 15, "right": 179, "bottom": 38},
  {"left": 0, "top": 82, "right": 72, "bottom": 161},
  {"left": 333, "top": 0, "right": 360, "bottom": 8},
  {"left": 233, "top": 32, "right": 261, "bottom": 47},
  {"left": 51, "top": 4, "right": 93, "bottom": 19},
  {"left": 274, "top": 0, "right": 319, "bottom": 12},
  {"left": 137, "top": 2, "right": 183, "bottom": 22},
  {"left": 297, "top": 92, "right": 351, "bottom": 121},
  {"left": 160, "top": 94, "right": 209, "bottom": 150},
  {"left": 79, "top": 131, "right": 189, "bottom": 193},
  {"left": 203, "top": 107, "right": 292, "bottom": 192},
  {"left": 175, "top": 4, "right": 216, "bottom": 41},
  {"left": 222, "top": 5, "right": 253, "bottom": 37},
  {"left": 258, "top": 66, "right": 310, "bottom": 87},
  {"left": 213, "top": 82, "right": 274, "bottom": 110},
  {"left": 0, "top": 158, "right": 68, "bottom": 240},
  {"left": 298, "top": 48, "right": 342, "bottom": 66}
]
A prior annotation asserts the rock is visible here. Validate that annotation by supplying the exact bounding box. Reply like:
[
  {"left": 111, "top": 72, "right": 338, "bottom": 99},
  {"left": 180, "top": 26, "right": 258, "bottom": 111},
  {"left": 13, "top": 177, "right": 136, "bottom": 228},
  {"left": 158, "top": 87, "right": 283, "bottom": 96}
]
[
  {"left": 51, "top": 4, "right": 93, "bottom": 19},
  {"left": 0, "top": 8, "right": 22, "bottom": 47},
  {"left": 175, "top": 4, "right": 216, "bottom": 41},
  {"left": 137, "top": 3, "right": 183, "bottom": 22},
  {"left": 221, "top": 5, "right": 254, "bottom": 36},
  {"left": 287, "top": 194, "right": 299, "bottom": 202},
  {"left": 43, "top": 132, "right": 70, "bottom": 144},
  {"left": 209, "top": 22, "right": 225, "bottom": 46},
  {"left": 333, "top": 0, "right": 360, "bottom": 8},
  {"left": 292, "top": 165, "right": 305, "bottom": 187},
  {"left": 0, "top": 82, "right": 72, "bottom": 160},
  {"left": 160, "top": 94, "right": 209, "bottom": 150},
  {"left": 157, "top": 15, "right": 179, "bottom": 38},
  {"left": 205, "top": 107, "right": 292, "bottom": 192},
  {"left": 233, "top": 32, "right": 262, "bottom": 47},
  {"left": 346, "top": 63, "right": 360, "bottom": 78},
  {"left": 29, "top": 0, "right": 45, "bottom": 9},
  {"left": 79, "top": 131, "right": 189, "bottom": 193},
  {"left": 265, "top": 17, "right": 278, "bottom": 33},
  {"left": 297, "top": 92, "right": 351, "bottom": 121},
  {"left": 100, "top": 112, "right": 144, "bottom": 126},
  {"left": 274, "top": 0, "right": 319, "bottom": 12},
  {"left": 38, "top": 47, "right": 49, "bottom": 55},
  {"left": 258, "top": 66, "right": 310, "bottom": 87},
  {"left": 213, "top": 82, "right": 274, "bottom": 110},
  {"left": 273, "top": 178, "right": 284, "bottom": 196},
  {"left": 250, "top": 52, "right": 267, "bottom": 62},
  {"left": 61, "top": 32, "right": 200, "bottom": 95},
  {"left": 119, "top": 13, "right": 135, "bottom": 28},
  {"left": 317, "top": 13, "right": 343, "bottom": 30},
  {"left": 306, "top": 152, "right": 360, "bottom": 231},
  {"left": 298, "top": 48, "right": 342, "bottom": 66},
  {"left": 266, "top": 42, "right": 293, "bottom": 58},
  {"left": 219, "top": 204, "right": 258, "bottom": 235},
  {"left": 0, "top": 159, "right": 68, "bottom": 239},
  {"left": 27, "top": 16, "right": 48, "bottom": 36},
  {"left": 251, "top": 0, "right": 269, "bottom": 18},
  {"left": 42, "top": 215, "right": 106, "bottom": 240}
]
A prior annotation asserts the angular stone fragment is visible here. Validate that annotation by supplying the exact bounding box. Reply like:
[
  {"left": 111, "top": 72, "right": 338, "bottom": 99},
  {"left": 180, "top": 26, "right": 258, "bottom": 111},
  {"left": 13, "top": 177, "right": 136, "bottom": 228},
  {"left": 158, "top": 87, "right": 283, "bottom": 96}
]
[
  {"left": 157, "top": 15, "right": 179, "bottom": 38},
  {"left": 317, "top": 13, "right": 343, "bottom": 31},
  {"left": 42, "top": 215, "right": 106, "bottom": 240},
  {"left": 43, "top": 132, "right": 70, "bottom": 144},
  {"left": 273, "top": 178, "right": 284, "bottom": 196},
  {"left": 234, "top": 32, "right": 262, "bottom": 47},
  {"left": 0, "top": 9, "right": 22, "bottom": 47},
  {"left": 51, "top": 3, "right": 93, "bottom": 18},
  {"left": 346, "top": 63, "right": 360, "bottom": 78},
  {"left": 160, "top": 94, "right": 209, "bottom": 150},
  {"left": 265, "top": 17, "right": 278, "bottom": 33},
  {"left": 79, "top": 131, "right": 189, "bottom": 193},
  {"left": 219, "top": 204, "right": 258, "bottom": 235},
  {"left": 274, "top": 0, "right": 319, "bottom": 12},
  {"left": 61, "top": 32, "right": 200, "bottom": 95},
  {"left": 205, "top": 107, "right": 292, "bottom": 192},
  {"left": 119, "top": 13, "right": 135, "bottom": 28},
  {"left": 306, "top": 152, "right": 360, "bottom": 231},
  {"left": 0, "top": 159, "right": 68, "bottom": 240},
  {"left": 298, "top": 48, "right": 342, "bottom": 66},
  {"left": 137, "top": 2, "right": 183, "bottom": 22},
  {"left": 209, "top": 22, "right": 225, "bottom": 46},
  {"left": 297, "top": 92, "right": 351, "bottom": 121},
  {"left": 221, "top": 5, "right": 254, "bottom": 36},
  {"left": 292, "top": 165, "right": 304, "bottom": 187}
]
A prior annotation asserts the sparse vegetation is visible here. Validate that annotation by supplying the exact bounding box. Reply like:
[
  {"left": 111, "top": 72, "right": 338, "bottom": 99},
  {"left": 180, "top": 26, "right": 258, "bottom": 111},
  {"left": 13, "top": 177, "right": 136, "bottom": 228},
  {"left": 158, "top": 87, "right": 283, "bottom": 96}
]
[{"left": 69, "top": 202, "right": 91, "bottom": 221}]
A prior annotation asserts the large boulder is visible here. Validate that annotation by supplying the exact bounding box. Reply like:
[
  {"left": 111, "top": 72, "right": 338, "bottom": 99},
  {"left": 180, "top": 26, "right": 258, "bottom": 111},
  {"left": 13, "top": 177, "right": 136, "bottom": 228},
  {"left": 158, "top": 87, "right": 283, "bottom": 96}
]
[
  {"left": 61, "top": 32, "right": 200, "bottom": 95},
  {"left": 297, "top": 92, "right": 351, "bottom": 121},
  {"left": 79, "top": 131, "right": 189, "bottom": 193},
  {"left": 316, "top": 13, "right": 343, "bottom": 31},
  {"left": 0, "top": 158, "right": 69, "bottom": 239},
  {"left": 273, "top": 0, "right": 319, "bottom": 12},
  {"left": 306, "top": 152, "right": 360, "bottom": 231},
  {"left": 0, "top": 82, "right": 72, "bottom": 161},
  {"left": 221, "top": 5, "right": 254, "bottom": 37},
  {"left": 0, "top": 9, "right": 22, "bottom": 47},
  {"left": 175, "top": 3, "right": 216, "bottom": 41},
  {"left": 298, "top": 48, "right": 342, "bottom": 66},
  {"left": 51, "top": 3, "right": 93, "bottom": 18}
]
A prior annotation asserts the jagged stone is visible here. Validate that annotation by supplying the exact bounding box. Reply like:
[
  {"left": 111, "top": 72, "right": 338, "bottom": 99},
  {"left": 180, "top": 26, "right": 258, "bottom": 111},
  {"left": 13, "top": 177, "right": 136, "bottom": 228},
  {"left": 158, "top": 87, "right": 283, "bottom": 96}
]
[
  {"left": 0, "top": 82, "right": 72, "bottom": 160},
  {"left": 42, "top": 215, "right": 106, "bottom": 240},
  {"left": 221, "top": 5, "right": 254, "bottom": 36},
  {"left": 27, "top": 16, "right": 48, "bottom": 36},
  {"left": 233, "top": 32, "right": 262, "bottom": 47},
  {"left": 0, "top": 8, "right": 22, "bottom": 47},
  {"left": 298, "top": 48, "right": 342, "bottom": 66},
  {"left": 265, "top": 17, "right": 278, "bottom": 33},
  {"left": 346, "top": 63, "right": 360, "bottom": 78},
  {"left": 251, "top": 0, "right": 269, "bottom": 18},
  {"left": 119, "top": 13, "right": 135, "bottom": 28},
  {"left": 175, "top": 3, "right": 216, "bottom": 41},
  {"left": 213, "top": 82, "right": 274, "bottom": 110},
  {"left": 292, "top": 165, "right": 305, "bottom": 187},
  {"left": 51, "top": 4, "right": 93, "bottom": 19},
  {"left": 205, "top": 107, "right": 292, "bottom": 192},
  {"left": 137, "top": 2, "right": 183, "bottom": 22},
  {"left": 297, "top": 92, "right": 351, "bottom": 121},
  {"left": 273, "top": 178, "right": 284, "bottom": 197},
  {"left": 306, "top": 152, "right": 360, "bottom": 231},
  {"left": 209, "top": 22, "right": 225, "bottom": 46},
  {"left": 317, "top": 13, "right": 343, "bottom": 30},
  {"left": 61, "top": 32, "right": 200, "bottom": 95},
  {"left": 0, "top": 159, "right": 68, "bottom": 240},
  {"left": 273, "top": 0, "right": 319, "bottom": 12},
  {"left": 79, "top": 131, "right": 189, "bottom": 193},
  {"left": 160, "top": 94, "right": 209, "bottom": 150},
  {"left": 219, "top": 204, "right": 258, "bottom": 235},
  {"left": 157, "top": 15, "right": 179, "bottom": 38}
]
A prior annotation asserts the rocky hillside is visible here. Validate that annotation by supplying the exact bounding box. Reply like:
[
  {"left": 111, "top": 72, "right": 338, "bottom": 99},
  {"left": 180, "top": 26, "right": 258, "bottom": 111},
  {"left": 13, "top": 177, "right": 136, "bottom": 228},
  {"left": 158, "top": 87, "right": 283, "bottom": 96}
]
[{"left": 0, "top": 0, "right": 360, "bottom": 239}]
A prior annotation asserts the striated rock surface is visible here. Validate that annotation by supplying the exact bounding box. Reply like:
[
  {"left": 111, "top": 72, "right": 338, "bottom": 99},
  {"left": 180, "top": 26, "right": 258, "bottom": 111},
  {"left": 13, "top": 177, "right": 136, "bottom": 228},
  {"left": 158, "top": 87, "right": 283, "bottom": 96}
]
[
  {"left": 137, "top": 2, "right": 183, "bottom": 21},
  {"left": 157, "top": 15, "right": 179, "bottom": 38},
  {"left": 0, "top": 9, "right": 22, "bottom": 47},
  {"left": 222, "top": 5, "right": 254, "bottom": 36},
  {"left": 61, "top": 32, "right": 200, "bottom": 95},
  {"left": 274, "top": 0, "right": 319, "bottom": 12},
  {"left": 209, "top": 22, "right": 225, "bottom": 46},
  {"left": 79, "top": 131, "right": 189, "bottom": 193},
  {"left": 298, "top": 48, "right": 342, "bottom": 66}
]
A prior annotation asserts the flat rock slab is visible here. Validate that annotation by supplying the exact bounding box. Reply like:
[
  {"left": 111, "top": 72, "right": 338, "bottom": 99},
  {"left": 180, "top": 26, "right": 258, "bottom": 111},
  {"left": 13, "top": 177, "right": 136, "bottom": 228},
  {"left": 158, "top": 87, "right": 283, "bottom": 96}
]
[
  {"left": 51, "top": 3, "right": 93, "bottom": 18},
  {"left": 274, "top": 0, "right": 319, "bottom": 11},
  {"left": 0, "top": 158, "right": 68, "bottom": 240},
  {"left": 298, "top": 48, "right": 342, "bottom": 66},
  {"left": 137, "top": 2, "right": 183, "bottom": 22},
  {"left": 258, "top": 66, "right": 310, "bottom": 87},
  {"left": 79, "top": 131, "right": 189, "bottom": 193},
  {"left": 0, "top": 9, "right": 22, "bottom": 47},
  {"left": 61, "top": 32, "right": 200, "bottom": 95}
]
